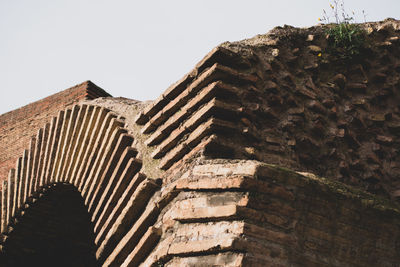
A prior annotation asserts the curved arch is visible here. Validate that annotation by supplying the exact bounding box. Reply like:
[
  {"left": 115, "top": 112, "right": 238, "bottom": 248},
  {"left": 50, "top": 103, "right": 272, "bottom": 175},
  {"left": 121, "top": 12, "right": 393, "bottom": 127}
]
[
  {"left": 3, "top": 20, "right": 400, "bottom": 266},
  {"left": 1, "top": 183, "right": 96, "bottom": 267},
  {"left": 0, "top": 104, "right": 161, "bottom": 266}
]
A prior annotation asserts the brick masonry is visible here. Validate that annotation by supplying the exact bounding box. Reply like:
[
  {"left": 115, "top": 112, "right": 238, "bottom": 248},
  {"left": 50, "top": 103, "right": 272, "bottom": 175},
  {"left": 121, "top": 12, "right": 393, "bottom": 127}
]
[
  {"left": 0, "top": 19, "right": 399, "bottom": 266},
  {"left": 0, "top": 81, "right": 111, "bottom": 181},
  {"left": 136, "top": 18, "right": 400, "bottom": 201}
]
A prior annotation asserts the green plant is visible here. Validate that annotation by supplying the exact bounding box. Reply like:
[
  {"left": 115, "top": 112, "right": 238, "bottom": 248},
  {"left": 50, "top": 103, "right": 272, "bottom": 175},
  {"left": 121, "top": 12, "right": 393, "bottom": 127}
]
[{"left": 319, "top": 0, "right": 367, "bottom": 60}]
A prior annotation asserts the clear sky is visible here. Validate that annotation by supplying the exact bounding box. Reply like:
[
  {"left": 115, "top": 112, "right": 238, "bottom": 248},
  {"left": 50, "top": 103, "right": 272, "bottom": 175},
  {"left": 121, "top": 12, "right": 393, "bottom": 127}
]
[{"left": 0, "top": 0, "right": 398, "bottom": 114}]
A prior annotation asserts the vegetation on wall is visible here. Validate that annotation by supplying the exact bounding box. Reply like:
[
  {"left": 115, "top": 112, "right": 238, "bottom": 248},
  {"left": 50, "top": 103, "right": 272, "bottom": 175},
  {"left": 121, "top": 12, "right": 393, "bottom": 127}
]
[{"left": 319, "top": 0, "right": 367, "bottom": 61}]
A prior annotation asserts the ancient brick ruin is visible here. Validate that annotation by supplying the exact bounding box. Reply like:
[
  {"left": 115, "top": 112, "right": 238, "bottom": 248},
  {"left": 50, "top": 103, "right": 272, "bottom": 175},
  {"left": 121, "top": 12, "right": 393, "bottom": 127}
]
[{"left": 0, "top": 19, "right": 399, "bottom": 266}]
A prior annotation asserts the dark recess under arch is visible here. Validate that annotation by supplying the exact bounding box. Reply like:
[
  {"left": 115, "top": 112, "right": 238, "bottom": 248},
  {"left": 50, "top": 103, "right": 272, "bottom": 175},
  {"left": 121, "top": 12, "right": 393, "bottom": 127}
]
[{"left": 0, "top": 183, "right": 97, "bottom": 267}]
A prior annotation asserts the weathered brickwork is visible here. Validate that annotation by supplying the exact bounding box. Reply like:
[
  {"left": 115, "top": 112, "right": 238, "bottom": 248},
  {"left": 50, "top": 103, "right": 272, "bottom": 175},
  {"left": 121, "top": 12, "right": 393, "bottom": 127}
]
[
  {"left": 136, "top": 18, "right": 400, "bottom": 200},
  {"left": 152, "top": 161, "right": 400, "bottom": 266},
  {"left": 0, "top": 81, "right": 111, "bottom": 181},
  {"left": 0, "top": 19, "right": 399, "bottom": 266}
]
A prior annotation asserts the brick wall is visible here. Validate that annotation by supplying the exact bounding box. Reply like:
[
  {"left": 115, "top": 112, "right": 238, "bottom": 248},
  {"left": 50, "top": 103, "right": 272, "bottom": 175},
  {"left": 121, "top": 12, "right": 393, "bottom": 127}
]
[
  {"left": 135, "top": 19, "right": 400, "bottom": 200},
  {"left": 140, "top": 160, "right": 400, "bottom": 266},
  {"left": 0, "top": 81, "right": 111, "bottom": 181}
]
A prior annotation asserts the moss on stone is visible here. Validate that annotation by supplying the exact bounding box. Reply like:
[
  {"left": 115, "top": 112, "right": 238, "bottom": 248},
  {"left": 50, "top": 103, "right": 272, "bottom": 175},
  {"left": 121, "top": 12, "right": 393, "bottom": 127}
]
[{"left": 260, "top": 163, "right": 400, "bottom": 215}]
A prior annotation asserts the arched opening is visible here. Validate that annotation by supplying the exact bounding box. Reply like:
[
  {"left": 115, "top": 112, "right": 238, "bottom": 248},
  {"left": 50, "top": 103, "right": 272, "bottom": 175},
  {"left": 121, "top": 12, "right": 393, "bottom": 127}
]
[{"left": 0, "top": 183, "right": 97, "bottom": 267}]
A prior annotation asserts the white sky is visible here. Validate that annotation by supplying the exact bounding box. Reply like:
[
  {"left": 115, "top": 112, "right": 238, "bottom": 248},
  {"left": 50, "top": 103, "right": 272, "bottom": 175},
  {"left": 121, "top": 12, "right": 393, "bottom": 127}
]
[{"left": 0, "top": 0, "right": 398, "bottom": 114}]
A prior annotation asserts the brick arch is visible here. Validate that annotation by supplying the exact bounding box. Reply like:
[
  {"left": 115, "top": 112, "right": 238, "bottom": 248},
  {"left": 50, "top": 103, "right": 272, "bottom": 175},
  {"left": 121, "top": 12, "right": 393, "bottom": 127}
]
[
  {"left": 2, "top": 19, "right": 400, "bottom": 266},
  {"left": 0, "top": 104, "right": 161, "bottom": 266},
  {"left": 1, "top": 183, "right": 97, "bottom": 266}
]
